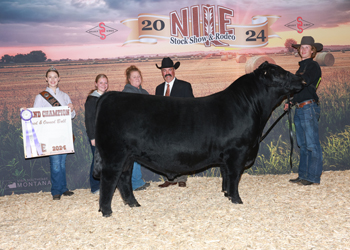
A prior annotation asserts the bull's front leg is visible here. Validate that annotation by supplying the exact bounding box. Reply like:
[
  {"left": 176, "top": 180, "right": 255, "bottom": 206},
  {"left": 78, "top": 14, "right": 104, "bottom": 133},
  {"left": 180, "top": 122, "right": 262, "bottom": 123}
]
[
  {"left": 225, "top": 158, "right": 244, "bottom": 204},
  {"left": 220, "top": 165, "right": 228, "bottom": 194},
  {"left": 99, "top": 167, "right": 121, "bottom": 217}
]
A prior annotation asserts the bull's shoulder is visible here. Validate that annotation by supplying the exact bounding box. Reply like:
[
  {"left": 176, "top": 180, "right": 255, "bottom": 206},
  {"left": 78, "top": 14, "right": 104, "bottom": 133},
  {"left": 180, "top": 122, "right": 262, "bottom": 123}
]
[{"left": 226, "top": 73, "right": 258, "bottom": 92}]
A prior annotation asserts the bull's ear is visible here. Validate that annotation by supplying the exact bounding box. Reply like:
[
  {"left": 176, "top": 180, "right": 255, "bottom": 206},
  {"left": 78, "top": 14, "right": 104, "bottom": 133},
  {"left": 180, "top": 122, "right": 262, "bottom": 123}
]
[
  {"left": 257, "top": 61, "right": 269, "bottom": 75},
  {"left": 258, "top": 61, "right": 269, "bottom": 69}
]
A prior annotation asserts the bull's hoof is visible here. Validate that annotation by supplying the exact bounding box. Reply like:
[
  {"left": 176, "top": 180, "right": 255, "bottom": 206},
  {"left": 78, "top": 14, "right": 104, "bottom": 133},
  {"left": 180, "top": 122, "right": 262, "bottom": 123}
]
[
  {"left": 103, "top": 213, "right": 112, "bottom": 218},
  {"left": 227, "top": 195, "right": 243, "bottom": 204},
  {"left": 128, "top": 202, "right": 141, "bottom": 207},
  {"left": 231, "top": 198, "right": 243, "bottom": 204},
  {"left": 224, "top": 192, "right": 229, "bottom": 197},
  {"left": 100, "top": 208, "right": 112, "bottom": 217}
]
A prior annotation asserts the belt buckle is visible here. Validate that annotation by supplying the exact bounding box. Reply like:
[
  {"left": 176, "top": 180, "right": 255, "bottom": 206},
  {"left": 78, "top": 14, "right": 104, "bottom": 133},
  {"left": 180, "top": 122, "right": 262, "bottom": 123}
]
[{"left": 297, "top": 99, "right": 314, "bottom": 108}]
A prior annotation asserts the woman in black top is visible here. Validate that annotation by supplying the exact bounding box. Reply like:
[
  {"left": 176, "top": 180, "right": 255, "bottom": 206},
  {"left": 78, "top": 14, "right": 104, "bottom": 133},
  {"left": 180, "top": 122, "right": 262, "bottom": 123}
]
[
  {"left": 285, "top": 36, "right": 323, "bottom": 185},
  {"left": 85, "top": 74, "right": 109, "bottom": 194}
]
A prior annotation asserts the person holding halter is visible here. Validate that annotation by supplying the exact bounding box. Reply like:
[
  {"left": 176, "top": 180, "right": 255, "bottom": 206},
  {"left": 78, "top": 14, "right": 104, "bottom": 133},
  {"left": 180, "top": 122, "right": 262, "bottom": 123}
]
[{"left": 285, "top": 36, "right": 323, "bottom": 186}]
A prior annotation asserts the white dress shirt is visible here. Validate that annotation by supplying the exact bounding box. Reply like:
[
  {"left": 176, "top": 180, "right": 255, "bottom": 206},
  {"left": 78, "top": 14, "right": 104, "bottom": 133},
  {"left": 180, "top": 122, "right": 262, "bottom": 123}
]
[{"left": 163, "top": 77, "right": 176, "bottom": 96}]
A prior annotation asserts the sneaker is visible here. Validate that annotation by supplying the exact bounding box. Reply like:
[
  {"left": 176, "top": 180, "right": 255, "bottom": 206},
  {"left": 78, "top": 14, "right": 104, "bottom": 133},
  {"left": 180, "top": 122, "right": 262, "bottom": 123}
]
[
  {"left": 63, "top": 190, "right": 74, "bottom": 196},
  {"left": 92, "top": 189, "right": 100, "bottom": 195},
  {"left": 134, "top": 182, "right": 150, "bottom": 191},
  {"left": 53, "top": 194, "right": 61, "bottom": 200}
]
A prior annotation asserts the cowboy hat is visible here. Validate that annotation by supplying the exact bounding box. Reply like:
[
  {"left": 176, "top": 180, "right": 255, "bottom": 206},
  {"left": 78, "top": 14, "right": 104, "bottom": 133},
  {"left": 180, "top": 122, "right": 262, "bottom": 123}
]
[
  {"left": 156, "top": 57, "right": 180, "bottom": 69},
  {"left": 292, "top": 36, "right": 323, "bottom": 52}
]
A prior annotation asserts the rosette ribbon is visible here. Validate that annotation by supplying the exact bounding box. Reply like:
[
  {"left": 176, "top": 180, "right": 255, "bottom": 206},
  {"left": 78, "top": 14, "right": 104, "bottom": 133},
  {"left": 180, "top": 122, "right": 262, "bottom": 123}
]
[{"left": 21, "top": 109, "right": 43, "bottom": 158}]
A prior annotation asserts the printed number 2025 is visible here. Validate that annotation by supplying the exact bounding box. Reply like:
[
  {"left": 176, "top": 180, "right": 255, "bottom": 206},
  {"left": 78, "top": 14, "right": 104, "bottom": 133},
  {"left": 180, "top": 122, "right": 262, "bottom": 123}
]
[
  {"left": 52, "top": 145, "right": 67, "bottom": 151},
  {"left": 141, "top": 20, "right": 165, "bottom": 31},
  {"left": 246, "top": 30, "right": 266, "bottom": 42}
]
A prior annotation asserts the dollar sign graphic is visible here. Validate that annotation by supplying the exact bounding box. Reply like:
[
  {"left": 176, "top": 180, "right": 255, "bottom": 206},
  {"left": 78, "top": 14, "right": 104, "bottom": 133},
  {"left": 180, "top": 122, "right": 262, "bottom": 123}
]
[
  {"left": 99, "top": 22, "right": 106, "bottom": 40},
  {"left": 297, "top": 17, "right": 303, "bottom": 33}
]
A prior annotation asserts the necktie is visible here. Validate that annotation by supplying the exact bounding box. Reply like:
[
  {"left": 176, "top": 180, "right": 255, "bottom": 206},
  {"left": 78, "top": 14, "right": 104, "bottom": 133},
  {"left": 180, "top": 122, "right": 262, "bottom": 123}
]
[{"left": 165, "top": 83, "right": 170, "bottom": 96}]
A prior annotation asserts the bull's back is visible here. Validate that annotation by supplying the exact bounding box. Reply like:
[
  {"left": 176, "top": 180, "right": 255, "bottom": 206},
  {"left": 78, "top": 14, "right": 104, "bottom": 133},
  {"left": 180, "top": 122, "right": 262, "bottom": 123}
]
[{"left": 96, "top": 91, "right": 259, "bottom": 152}]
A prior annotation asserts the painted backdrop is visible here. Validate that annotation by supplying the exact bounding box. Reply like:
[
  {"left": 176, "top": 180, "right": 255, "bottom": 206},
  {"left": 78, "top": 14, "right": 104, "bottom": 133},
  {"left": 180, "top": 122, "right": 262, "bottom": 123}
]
[{"left": 1, "top": 0, "right": 350, "bottom": 195}]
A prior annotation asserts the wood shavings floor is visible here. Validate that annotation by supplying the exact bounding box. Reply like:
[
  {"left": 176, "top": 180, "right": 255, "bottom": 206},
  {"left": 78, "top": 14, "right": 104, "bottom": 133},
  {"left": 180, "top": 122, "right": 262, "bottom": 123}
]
[{"left": 1, "top": 171, "right": 349, "bottom": 249}]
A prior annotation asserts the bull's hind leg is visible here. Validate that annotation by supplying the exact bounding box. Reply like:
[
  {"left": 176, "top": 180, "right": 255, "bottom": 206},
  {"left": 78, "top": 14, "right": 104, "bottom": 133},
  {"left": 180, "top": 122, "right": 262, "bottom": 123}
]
[
  {"left": 92, "top": 147, "right": 102, "bottom": 179},
  {"left": 117, "top": 164, "right": 141, "bottom": 207},
  {"left": 99, "top": 166, "right": 121, "bottom": 217}
]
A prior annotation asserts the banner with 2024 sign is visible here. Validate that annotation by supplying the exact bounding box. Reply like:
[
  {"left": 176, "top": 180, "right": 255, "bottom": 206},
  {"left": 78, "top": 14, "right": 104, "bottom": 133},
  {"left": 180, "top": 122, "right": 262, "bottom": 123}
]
[
  {"left": 20, "top": 107, "right": 74, "bottom": 158},
  {"left": 121, "top": 5, "right": 280, "bottom": 47}
]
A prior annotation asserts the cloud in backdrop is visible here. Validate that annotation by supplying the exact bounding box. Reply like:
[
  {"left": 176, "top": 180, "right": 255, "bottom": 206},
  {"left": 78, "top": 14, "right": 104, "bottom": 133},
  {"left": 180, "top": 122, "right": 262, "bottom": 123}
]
[{"left": 0, "top": 0, "right": 349, "bottom": 59}]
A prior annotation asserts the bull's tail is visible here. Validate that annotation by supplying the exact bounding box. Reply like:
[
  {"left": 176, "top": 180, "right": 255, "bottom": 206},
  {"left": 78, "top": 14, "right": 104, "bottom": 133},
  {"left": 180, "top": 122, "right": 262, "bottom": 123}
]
[{"left": 93, "top": 147, "right": 102, "bottom": 179}]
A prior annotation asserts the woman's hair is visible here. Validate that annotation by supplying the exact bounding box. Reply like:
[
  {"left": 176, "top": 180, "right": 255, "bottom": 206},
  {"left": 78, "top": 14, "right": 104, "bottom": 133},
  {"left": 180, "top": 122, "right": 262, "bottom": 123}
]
[
  {"left": 125, "top": 65, "right": 143, "bottom": 85},
  {"left": 88, "top": 74, "right": 108, "bottom": 95},
  {"left": 297, "top": 46, "right": 318, "bottom": 59},
  {"left": 46, "top": 66, "right": 59, "bottom": 77},
  {"left": 95, "top": 74, "right": 108, "bottom": 83}
]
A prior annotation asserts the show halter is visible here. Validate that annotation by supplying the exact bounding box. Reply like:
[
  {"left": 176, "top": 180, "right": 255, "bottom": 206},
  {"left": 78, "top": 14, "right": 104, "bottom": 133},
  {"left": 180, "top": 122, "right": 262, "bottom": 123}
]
[{"left": 260, "top": 95, "right": 294, "bottom": 169}]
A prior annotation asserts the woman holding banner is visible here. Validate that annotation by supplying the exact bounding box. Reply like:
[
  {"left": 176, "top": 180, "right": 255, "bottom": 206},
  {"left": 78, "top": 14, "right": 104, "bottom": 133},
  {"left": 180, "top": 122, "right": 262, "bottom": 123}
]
[
  {"left": 84, "top": 74, "right": 109, "bottom": 195},
  {"left": 33, "top": 66, "right": 76, "bottom": 200}
]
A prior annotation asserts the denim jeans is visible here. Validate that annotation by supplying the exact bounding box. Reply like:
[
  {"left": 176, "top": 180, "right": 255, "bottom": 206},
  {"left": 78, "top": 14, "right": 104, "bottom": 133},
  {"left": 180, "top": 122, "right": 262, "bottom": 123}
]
[
  {"left": 294, "top": 102, "right": 323, "bottom": 183},
  {"left": 49, "top": 154, "right": 69, "bottom": 196},
  {"left": 132, "top": 162, "right": 146, "bottom": 190},
  {"left": 89, "top": 145, "right": 100, "bottom": 193}
]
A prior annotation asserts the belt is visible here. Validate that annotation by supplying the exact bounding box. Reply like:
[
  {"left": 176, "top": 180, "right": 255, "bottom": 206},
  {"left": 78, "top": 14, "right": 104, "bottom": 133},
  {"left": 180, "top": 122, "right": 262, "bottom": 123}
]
[{"left": 296, "top": 99, "right": 315, "bottom": 109}]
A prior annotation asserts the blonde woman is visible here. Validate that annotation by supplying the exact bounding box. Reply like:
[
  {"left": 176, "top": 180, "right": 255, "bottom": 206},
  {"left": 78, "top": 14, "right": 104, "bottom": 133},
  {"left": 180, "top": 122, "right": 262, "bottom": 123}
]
[{"left": 84, "top": 74, "right": 109, "bottom": 194}]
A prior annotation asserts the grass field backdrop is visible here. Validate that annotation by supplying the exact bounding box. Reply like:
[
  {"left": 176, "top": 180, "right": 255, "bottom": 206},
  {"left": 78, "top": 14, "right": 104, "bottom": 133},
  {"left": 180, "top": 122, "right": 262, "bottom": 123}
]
[{"left": 1, "top": 52, "right": 349, "bottom": 195}]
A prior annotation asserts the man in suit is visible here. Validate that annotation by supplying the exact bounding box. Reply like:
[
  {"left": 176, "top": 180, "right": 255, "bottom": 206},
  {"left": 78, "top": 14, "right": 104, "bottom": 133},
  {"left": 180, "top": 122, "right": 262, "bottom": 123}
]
[{"left": 155, "top": 57, "right": 194, "bottom": 188}]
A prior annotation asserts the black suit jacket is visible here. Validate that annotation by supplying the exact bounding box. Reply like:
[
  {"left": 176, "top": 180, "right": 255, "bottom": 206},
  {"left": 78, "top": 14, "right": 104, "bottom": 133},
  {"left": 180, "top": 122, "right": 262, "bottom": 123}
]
[{"left": 155, "top": 78, "right": 194, "bottom": 98}]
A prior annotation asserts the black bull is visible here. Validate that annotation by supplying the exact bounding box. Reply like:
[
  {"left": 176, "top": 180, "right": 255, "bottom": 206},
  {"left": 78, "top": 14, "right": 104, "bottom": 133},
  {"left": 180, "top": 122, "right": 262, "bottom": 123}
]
[{"left": 93, "top": 62, "right": 304, "bottom": 217}]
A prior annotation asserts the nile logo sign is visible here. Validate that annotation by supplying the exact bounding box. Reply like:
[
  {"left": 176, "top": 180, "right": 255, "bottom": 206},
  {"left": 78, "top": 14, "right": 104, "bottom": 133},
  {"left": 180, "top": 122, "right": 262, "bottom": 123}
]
[
  {"left": 284, "top": 17, "right": 314, "bottom": 33},
  {"left": 86, "top": 22, "right": 118, "bottom": 40},
  {"left": 121, "top": 4, "right": 280, "bottom": 48}
]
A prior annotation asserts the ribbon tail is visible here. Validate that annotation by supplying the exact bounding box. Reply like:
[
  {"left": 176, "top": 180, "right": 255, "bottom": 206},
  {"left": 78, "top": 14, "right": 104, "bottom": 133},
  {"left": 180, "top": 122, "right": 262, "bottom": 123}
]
[
  {"left": 25, "top": 121, "right": 31, "bottom": 158},
  {"left": 27, "top": 121, "right": 39, "bottom": 157},
  {"left": 32, "top": 125, "right": 43, "bottom": 155}
]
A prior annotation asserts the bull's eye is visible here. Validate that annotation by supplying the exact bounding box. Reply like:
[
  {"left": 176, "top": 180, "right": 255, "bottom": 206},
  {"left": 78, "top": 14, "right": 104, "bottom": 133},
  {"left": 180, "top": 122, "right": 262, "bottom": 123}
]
[{"left": 264, "top": 71, "right": 267, "bottom": 75}]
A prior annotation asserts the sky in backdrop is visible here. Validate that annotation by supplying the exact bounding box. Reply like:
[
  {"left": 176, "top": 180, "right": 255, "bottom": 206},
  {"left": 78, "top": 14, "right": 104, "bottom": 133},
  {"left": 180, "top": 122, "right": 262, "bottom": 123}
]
[{"left": 0, "top": 0, "right": 349, "bottom": 60}]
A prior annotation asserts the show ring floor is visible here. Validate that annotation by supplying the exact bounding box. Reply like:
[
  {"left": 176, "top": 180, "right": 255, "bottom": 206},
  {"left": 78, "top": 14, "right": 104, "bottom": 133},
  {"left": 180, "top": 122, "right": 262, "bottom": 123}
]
[{"left": 1, "top": 171, "right": 349, "bottom": 249}]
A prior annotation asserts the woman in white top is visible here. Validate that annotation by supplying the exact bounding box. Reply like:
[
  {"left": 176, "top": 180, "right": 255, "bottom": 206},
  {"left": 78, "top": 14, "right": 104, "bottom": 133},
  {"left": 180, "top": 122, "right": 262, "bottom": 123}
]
[{"left": 33, "top": 66, "right": 76, "bottom": 200}]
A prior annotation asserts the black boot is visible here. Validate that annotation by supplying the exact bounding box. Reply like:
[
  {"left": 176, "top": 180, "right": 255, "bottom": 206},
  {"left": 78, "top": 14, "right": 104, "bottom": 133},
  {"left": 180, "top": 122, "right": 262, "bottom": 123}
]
[{"left": 289, "top": 177, "right": 302, "bottom": 183}]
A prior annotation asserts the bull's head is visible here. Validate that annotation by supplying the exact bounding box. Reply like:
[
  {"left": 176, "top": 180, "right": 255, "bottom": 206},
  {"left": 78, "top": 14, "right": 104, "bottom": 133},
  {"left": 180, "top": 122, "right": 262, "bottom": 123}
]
[{"left": 256, "top": 61, "right": 304, "bottom": 93}]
